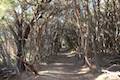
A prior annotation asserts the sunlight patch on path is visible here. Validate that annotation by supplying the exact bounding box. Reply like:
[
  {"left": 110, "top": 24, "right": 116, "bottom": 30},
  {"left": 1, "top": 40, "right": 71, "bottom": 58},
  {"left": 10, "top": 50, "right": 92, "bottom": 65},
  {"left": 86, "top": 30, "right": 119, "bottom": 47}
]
[
  {"left": 38, "top": 69, "right": 90, "bottom": 75},
  {"left": 39, "top": 62, "right": 75, "bottom": 66}
]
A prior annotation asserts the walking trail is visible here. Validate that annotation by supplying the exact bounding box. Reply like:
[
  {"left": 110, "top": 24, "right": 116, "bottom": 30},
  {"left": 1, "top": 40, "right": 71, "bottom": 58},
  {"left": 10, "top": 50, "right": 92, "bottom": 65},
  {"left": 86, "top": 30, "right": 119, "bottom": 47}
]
[{"left": 20, "top": 54, "right": 99, "bottom": 80}]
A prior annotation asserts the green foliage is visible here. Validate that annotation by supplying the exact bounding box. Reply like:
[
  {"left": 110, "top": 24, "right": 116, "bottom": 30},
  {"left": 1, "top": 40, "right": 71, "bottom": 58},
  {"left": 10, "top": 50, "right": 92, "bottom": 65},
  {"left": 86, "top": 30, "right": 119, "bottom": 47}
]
[{"left": 0, "top": 0, "right": 15, "bottom": 18}]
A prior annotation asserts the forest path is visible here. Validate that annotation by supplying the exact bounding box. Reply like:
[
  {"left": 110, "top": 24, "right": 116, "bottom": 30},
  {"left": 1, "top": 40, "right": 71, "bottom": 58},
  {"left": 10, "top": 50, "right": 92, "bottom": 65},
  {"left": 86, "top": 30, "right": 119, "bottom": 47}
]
[{"left": 20, "top": 54, "right": 98, "bottom": 80}]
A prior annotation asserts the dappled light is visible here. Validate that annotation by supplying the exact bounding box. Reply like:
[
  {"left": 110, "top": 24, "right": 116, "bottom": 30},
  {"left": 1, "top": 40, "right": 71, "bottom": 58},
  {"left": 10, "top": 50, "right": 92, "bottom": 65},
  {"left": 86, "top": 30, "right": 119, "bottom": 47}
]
[
  {"left": 0, "top": 0, "right": 120, "bottom": 80},
  {"left": 95, "top": 71, "right": 120, "bottom": 80}
]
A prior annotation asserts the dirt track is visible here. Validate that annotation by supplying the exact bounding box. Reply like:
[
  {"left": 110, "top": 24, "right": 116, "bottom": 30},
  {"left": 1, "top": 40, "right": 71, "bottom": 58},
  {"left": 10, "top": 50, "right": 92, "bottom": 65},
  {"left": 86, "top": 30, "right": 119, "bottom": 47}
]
[{"left": 20, "top": 55, "right": 98, "bottom": 80}]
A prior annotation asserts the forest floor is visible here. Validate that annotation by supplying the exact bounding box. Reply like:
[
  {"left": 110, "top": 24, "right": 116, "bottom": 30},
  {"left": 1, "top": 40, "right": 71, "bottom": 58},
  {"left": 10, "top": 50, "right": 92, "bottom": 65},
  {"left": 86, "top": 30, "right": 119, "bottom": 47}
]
[
  {"left": 18, "top": 53, "right": 100, "bottom": 80},
  {"left": 0, "top": 53, "right": 114, "bottom": 80}
]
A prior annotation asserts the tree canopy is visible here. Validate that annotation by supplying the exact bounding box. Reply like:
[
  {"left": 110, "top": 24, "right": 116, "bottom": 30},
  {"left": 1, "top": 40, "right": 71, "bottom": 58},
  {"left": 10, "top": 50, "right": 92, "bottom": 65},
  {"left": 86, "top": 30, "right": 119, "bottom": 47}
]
[{"left": 0, "top": 0, "right": 120, "bottom": 80}]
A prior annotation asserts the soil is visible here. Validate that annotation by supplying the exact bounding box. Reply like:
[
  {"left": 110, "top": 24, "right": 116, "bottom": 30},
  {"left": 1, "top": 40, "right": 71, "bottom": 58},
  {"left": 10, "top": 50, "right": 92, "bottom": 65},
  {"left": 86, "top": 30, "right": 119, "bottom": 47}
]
[{"left": 0, "top": 53, "right": 113, "bottom": 80}]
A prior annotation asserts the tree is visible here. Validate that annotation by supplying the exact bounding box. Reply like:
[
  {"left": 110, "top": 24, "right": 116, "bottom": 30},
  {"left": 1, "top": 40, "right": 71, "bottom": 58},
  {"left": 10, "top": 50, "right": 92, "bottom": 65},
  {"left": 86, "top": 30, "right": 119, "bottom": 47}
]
[{"left": 0, "top": 0, "right": 119, "bottom": 75}]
